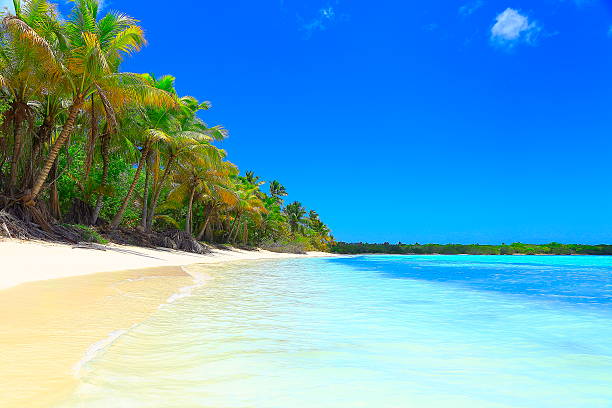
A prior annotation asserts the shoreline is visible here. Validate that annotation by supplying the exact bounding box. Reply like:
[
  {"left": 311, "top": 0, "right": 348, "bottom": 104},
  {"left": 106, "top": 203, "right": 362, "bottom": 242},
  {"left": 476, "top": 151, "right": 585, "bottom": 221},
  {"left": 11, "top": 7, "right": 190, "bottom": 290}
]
[
  {"left": 0, "top": 238, "right": 333, "bottom": 291},
  {"left": 0, "top": 239, "right": 336, "bottom": 408},
  {"left": 332, "top": 252, "right": 608, "bottom": 256}
]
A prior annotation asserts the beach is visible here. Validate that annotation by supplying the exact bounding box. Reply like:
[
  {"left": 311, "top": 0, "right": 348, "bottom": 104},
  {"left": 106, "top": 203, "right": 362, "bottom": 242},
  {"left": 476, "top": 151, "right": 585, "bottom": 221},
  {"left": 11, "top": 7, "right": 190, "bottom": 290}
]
[{"left": 0, "top": 239, "right": 331, "bottom": 408}]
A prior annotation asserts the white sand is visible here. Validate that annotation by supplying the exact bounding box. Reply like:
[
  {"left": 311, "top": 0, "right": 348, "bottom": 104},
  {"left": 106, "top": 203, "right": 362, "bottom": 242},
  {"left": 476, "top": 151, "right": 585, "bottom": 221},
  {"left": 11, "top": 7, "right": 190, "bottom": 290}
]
[{"left": 0, "top": 238, "right": 333, "bottom": 290}]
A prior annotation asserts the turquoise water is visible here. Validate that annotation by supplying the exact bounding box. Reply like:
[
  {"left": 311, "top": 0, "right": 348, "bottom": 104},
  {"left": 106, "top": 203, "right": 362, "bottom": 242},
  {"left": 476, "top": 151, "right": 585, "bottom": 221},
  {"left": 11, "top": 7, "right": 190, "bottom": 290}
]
[{"left": 61, "top": 256, "right": 612, "bottom": 407}]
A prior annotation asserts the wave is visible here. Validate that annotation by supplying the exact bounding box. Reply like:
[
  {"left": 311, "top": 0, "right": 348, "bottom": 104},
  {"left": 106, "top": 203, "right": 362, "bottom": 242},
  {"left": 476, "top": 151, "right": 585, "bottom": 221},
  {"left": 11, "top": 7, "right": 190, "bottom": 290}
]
[
  {"left": 72, "top": 328, "right": 131, "bottom": 377},
  {"left": 72, "top": 269, "right": 212, "bottom": 378},
  {"left": 161, "top": 271, "right": 211, "bottom": 307}
]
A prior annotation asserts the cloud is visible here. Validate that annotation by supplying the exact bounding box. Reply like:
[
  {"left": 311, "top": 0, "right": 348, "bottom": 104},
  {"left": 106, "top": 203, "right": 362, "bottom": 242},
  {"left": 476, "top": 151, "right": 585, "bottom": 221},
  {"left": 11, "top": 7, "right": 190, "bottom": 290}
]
[
  {"left": 459, "top": 0, "right": 484, "bottom": 17},
  {"left": 490, "top": 8, "right": 541, "bottom": 47},
  {"left": 302, "top": 6, "right": 337, "bottom": 37}
]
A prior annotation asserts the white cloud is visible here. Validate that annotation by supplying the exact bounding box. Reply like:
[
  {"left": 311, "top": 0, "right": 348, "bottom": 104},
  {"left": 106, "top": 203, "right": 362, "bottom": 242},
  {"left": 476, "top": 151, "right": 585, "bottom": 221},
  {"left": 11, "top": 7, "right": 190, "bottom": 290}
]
[
  {"left": 459, "top": 0, "right": 484, "bottom": 17},
  {"left": 302, "top": 6, "right": 337, "bottom": 36},
  {"left": 320, "top": 6, "right": 334, "bottom": 19},
  {"left": 490, "top": 8, "right": 540, "bottom": 47}
]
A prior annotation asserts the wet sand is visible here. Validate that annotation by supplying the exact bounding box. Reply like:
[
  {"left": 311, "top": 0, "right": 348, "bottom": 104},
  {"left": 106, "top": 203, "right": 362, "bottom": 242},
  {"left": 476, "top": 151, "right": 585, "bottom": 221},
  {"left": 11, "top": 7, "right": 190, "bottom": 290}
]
[{"left": 0, "top": 266, "right": 194, "bottom": 408}]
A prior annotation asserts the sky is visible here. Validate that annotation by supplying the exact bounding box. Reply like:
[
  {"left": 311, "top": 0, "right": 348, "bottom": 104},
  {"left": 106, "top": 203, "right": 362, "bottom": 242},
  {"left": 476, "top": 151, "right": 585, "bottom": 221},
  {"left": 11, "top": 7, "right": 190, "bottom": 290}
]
[{"left": 6, "top": 0, "right": 612, "bottom": 244}]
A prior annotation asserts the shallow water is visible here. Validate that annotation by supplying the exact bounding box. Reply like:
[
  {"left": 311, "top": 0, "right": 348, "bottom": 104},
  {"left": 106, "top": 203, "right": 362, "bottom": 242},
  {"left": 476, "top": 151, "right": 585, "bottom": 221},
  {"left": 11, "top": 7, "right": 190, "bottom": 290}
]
[{"left": 59, "top": 256, "right": 612, "bottom": 407}]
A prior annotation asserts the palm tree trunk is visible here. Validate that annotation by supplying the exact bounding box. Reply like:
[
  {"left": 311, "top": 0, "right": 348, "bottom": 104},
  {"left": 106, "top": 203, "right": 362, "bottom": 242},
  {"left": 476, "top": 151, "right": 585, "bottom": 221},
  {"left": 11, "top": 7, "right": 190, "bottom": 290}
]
[
  {"left": 26, "top": 98, "right": 83, "bottom": 205},
  {"left": 230, "top": 219, "right": 242, "bottom": 243},
  {"left": 185, "top": 186, "right": 196, "bottom": 235},
  {"left": 91, "top": 129, "right": 110, "bottom": 225},
  {"left": 9, "top": 118, "right": 23, "bottom": 191},
  {"left": 49, "top": 158, "right": 61, "bottom": 220},
  {"left": 140, "top": 152, "right": 151, "bottom": 229},
  {"left": 83, "top": 96, "right": 97, "bottom": 181},
  {"left": 26, "top": 114, "right": 54, "bottom": 189},
  {"left": 110, "top": 141, "right": 151, "bottom": 229},
  {"left": 226, "top": 213, "right": 241, "bottom": 242},
  {"left": 145, "top": 155, "right": 176, "bottom": 231},
  {"left": 196, "top": 207, "right": 212, "bottom": 240}
]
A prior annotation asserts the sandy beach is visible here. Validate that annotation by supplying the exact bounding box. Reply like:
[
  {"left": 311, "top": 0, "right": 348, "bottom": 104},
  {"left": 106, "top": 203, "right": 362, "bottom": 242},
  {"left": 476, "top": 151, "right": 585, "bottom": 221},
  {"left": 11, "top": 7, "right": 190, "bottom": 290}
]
[
  {"left": 0, "top": 239, "right": 331, "bottom": 290},
  {"left": 0, "top": 239, "right": 332, "bottom": 408}
]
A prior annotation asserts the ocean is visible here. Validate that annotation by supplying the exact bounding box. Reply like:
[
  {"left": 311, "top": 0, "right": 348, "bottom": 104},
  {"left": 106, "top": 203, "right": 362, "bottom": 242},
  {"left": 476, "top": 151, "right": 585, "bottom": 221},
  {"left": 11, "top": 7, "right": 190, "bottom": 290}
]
[{"left": 59, "top": 255, "right": 612, "bottom": 407}]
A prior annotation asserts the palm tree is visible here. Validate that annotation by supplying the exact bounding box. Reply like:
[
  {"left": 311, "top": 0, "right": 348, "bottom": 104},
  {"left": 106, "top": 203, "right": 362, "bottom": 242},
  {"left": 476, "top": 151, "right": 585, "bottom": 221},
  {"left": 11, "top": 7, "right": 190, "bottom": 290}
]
[
  {"left": 0, "top": 0, "right": 64, "bottom": 192},
  {"left": 142, "top": 81, "right": 228, "bottom": 231},
  {"left": 258, "top": 195, "right": 287, "bottom": 242},
  {"left": 194, "top": 160, "right": 238, "bottom": 240},
  {"left": 245, "top": 171, "right": 261, "bottom": 185},
  {"left": 0, "top": 0, "right": 334, "bottom": 252},
  {"left": 22, "top": 0, "right": 172, "bottom": 205},
  {"left": 269, "top": 180, "right": 287, "bottom": 200},
  {"left": 109, "top": 125, "right": 169, "bottom": 228},
  {"left": 224, "top": 177, "right": 267, "bottom": 243},
  {"left": 284, "top": 201, "right": 306, "bottom": 236},
  {"left": 164, "top": 153, "right": 236, "bottom": 236}
]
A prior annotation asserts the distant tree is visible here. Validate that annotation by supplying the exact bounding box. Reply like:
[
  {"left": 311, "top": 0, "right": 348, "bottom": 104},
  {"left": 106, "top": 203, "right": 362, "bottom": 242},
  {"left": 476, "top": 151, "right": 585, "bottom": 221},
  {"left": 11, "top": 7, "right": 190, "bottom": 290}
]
[
  {"left": 269, "top": 180, "right": 288, "bottom": 199},
  {"left": 245, "top": 171, "right": 262, "bottom": 185}
]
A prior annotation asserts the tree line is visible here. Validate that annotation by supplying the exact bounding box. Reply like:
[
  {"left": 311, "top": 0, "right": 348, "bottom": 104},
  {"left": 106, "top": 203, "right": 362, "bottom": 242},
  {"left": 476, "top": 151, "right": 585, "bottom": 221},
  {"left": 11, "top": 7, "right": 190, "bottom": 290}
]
[
  {"left": 331, "top": 242, "right": 612, "bottom": 255},
  {"left": 0, "top": 0, "right": 333, "bottom": 252}
]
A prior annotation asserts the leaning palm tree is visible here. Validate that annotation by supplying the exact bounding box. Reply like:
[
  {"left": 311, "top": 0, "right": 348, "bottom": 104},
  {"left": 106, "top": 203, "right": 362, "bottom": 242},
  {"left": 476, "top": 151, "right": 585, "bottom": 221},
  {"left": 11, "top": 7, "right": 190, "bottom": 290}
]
[
  {"left": 20, "top": 0, "right": 172, "bottom": 206},
  {"left": 225, "top": 179, "right": 267, "bottom": 243},
  {"left": 0, "top": 0, "right": 64, "bottom": 193},
  {"left": 193, "top": 160, "right": 238, "bottom": 240},
  {"left": 109, "top": 122, "right": 170, "bottom": 229},
  {"left": 164, "top": 154, "right": 236, "bottom": 236},
  {"left": 142, "top": 82, "right": 228, "bottom": 231}
]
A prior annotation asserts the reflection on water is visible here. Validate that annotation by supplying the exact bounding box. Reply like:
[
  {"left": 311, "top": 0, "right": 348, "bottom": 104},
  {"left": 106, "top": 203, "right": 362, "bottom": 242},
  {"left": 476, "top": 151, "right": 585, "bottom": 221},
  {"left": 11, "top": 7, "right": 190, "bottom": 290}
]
[{"left": 60, "top": 256, "right": 612, "bottom": 407}]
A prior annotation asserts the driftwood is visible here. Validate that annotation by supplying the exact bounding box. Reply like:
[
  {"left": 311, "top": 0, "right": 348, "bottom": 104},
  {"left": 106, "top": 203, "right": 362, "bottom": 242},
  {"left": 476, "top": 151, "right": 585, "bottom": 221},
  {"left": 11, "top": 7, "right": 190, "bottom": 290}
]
[
  {"left": 0, "top": 207, "right": 211, "bottom": 255},
  {"left": 72, "top": 242, "right": 108, "bottom": 251},
  {"left": 0, "top": 209, "right": 92, "bottom": 244},
  {"left": 100, "top": 227, "right": 210, "bottom": 255}
]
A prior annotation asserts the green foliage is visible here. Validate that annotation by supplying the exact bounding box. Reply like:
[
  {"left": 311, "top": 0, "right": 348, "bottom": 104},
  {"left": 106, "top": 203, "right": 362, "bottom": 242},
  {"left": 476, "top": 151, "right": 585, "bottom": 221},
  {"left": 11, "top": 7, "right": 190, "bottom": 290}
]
[
  {"left": 330, "top": 242, "right": 612, "bottom": 255},
  {"left": 67, "top": 224, "right": 109, "bottom": 244},
  {"left": 0, "top": 0, "right": 334, "bottom": 252},
  {"left": 0, "top": 96, "right": 11, "bottom": 127}
]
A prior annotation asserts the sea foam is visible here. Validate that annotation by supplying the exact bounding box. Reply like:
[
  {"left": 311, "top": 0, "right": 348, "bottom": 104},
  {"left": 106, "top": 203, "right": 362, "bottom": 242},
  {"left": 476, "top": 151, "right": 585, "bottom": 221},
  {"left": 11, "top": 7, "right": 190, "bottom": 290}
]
[
  {"left": 161, "top": 272, "right": 211, "bottom": 307},
  {"left": 72, "top": 329, "right": 130, "bottom": 377}
]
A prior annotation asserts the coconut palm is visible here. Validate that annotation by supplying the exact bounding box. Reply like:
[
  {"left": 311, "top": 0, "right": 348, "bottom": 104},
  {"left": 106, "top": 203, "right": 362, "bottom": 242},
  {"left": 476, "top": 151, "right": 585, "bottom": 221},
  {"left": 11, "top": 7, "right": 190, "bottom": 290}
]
[
  {"left": 22, "top": 0, "right": 172, "bottom": 205},
  {"left": 109, "top": 119, "right": 170, "bottom": 228},
  {"left": 142, "top": 80, "right": 228, "bottom": 231},
  {"left": 164, "top": 154, "right": 236, "bottom": 236},
  {"left": 269, "top": 180, "right": 287, "bottom": 200},
  {"left": 284, "top": 201, "right": 306, "bottom": 236},
  {"left": 0, "top": 0, "right": 334, "bottom": 252},
  {"left": 0, "top": 0, "right": 64, "bottom": 192},
  {"left": 225, "top": 177, "right": 267, "bottom": 243}
]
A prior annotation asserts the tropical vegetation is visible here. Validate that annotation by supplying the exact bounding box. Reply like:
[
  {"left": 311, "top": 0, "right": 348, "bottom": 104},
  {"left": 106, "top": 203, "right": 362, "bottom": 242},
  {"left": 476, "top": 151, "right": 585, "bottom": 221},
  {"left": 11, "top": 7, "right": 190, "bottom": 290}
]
[
  {"left": 331, "top": 242, "right": 612, "bottom": 255},
  {"left": 0, "top": 0, "right": 333, "bottom": 253}
]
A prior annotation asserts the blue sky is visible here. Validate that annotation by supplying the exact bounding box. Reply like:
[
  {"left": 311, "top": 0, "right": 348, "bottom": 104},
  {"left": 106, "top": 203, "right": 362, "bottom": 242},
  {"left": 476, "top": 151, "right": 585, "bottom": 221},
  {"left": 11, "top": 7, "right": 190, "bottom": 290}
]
[{"left": 9, "top": 0, "right": 612, "bottom": 244}]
